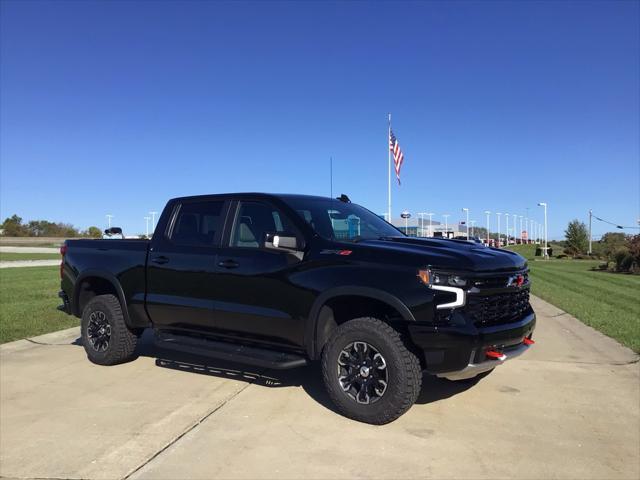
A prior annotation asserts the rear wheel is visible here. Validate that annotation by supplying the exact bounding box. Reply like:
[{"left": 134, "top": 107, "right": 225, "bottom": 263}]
[
  {"left": 81, "top": 294, "right": 138, "bottom": 365},
  {"left": 321, "top": 317, "right": 422, "bottom": 424}
]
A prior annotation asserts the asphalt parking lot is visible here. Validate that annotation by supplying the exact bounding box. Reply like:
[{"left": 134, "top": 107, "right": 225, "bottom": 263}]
[{"left": 1, "top": 296, "right": 638, "bottom": 480}]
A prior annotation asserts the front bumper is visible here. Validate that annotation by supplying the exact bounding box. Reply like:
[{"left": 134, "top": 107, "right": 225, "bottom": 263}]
[
  {"left": 435, "top": 341, "right": 531, "bottom": 380},
  {"left": 408, "top": 308, "right": 536, "bottom": 377}
]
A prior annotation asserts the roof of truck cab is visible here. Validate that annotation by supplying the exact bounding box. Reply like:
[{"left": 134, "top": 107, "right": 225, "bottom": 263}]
[{"left": 169, "top": 193, "right": 336, "bottom": 203}]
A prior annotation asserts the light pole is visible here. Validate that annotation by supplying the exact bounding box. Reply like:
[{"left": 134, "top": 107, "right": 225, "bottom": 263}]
[
  {"left": 106, "top": 214, "right": 114, "bottom": 229},
  {"left": 443, "top": 214, "right": 450, "bottom": 238},
  {"left": 525, "top": 207, "right": 529, "bottom": 244},
  {"left": 530, "top": 218, "right": 534, "bottom": 245},
  {"left": 588, "top": 209, "right": 593, "bottom": 255},
  {"left": 417, "top": 212, "right": 427, "bottom": 237},
  {"left": 505, "top": 214, "right": 510, "bottom": 245},
  {"left": 144, "top": 216, "right": 150, "bottom": 237},
  {"left": 149, "top": 211, "right": 158, "bottom": 233},
  {"left": 484, "top": 211, "right": 491, "bottom": 245},
  {"left": 470, "top": 220, "right": 476, "bottom": 237},
  {"left": 519, "top": 216, "right": 524, "bottom": 244},
  {"left": 496, "top": 213, "right": 502, "bottom": 247},
  {"left": 401, "top": 211, "right": 411, "bottom": 235},
  {"left": 538, "top": 202, "right": 548, "bottom": 258},
  {"left": 462, "top": 208, "right": 470, "bottom": 240},
  {"left": 427, "top": 213, "right": 434, "bottom": 237}
]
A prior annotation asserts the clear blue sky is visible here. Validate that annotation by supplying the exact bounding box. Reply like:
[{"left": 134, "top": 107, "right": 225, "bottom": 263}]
[{"left": 1, "top": 0, "right": 638, "bottom": 239}]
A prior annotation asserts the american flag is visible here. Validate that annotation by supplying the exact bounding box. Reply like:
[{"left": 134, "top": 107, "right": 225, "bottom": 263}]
[{"left": 389, "top": 128, "right": 404, "bottom": 185}]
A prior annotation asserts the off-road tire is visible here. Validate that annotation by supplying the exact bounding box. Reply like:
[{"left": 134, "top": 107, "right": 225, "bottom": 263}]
[
  {"left": 321, "top": 317, "right": 422, "bottom": 424},
  {"left": 81, "top": 294, "right": 138, "bottom": 365}
]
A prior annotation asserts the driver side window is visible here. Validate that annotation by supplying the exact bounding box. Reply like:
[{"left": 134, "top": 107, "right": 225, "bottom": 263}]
[{"left": 231, "top": 202, "right": 294, "bottom": 248}]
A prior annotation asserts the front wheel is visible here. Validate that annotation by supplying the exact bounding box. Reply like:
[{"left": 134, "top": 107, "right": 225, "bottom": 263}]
[
  {"left": 81, "top": 294, "right": 138, "bottom": 365},
  {"left": 321, "top": 317, "right": 422, "bottom": 424}
]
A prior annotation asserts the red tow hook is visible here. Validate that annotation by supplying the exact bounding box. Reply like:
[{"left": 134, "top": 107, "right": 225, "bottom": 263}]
[
  {"left": 523, "top": 337, "right": 535, "bottom": 346},
  {"left": 486, "top": 350, "right": 507, "bottom": 361}
]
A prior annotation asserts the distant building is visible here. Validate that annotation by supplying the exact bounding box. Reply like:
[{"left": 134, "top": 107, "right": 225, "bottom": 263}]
[{"left": 387, "top": 217, "right": 468, "bottom": 238}]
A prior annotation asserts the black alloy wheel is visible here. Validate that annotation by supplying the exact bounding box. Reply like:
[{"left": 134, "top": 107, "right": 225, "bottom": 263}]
[
  {"left": 87, "top": 310, "right": 111, "bottom": 352},
  {"left": 337, "top": 341, "right": 388, "bottom": 404}
]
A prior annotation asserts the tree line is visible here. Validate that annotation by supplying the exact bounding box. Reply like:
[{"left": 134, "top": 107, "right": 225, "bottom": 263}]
[{"left": 0, "top": 214, "right": 102, "bottom": 238}]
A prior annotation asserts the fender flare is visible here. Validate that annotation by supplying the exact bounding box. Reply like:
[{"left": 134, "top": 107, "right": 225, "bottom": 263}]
[
  {"left": 73, "top": 270, "right": 132, "bottom": 326},
  {"left": 305, "top": 286, "right": 416, "bottom": 359}
]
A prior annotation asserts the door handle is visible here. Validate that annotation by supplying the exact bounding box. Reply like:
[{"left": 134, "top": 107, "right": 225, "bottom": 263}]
[
  {"left": 218, "top": 259, "right": 239, "bottom": 269},
  {"left": 151, "top": 256, "right": 169, "bottom": 265}
]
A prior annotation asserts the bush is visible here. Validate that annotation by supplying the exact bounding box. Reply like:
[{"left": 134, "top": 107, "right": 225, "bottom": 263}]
[
  {"left": 600, "top": 232, "right": 629, "bottom": 262},
  {"left": 613, "top": 249, "right": 634, "bottom": 272},
  {"left": 628, "top": 235, "right": 640, "bottom": 270}
]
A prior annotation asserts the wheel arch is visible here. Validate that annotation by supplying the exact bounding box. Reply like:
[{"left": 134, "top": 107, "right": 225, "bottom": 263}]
[
  {"left": 73, "top": 270, "right": 132, "bottom": 327},
  {"left": 306, "top": 286, "right": 415, "bottom": 360}
]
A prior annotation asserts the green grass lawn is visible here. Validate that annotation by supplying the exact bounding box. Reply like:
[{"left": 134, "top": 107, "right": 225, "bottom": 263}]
[
  {"left": 0, "top": 266, "right": 78, "bottom": 343},
  {"left": 0, "top": 252, "right": 61, "bottom": 261},
  {"left": 505, "top": 245, "right": 640, "bottom": 352}
]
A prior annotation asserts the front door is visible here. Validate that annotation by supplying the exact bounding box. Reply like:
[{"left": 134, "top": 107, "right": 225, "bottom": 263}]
[
  {"left": 146, "top": 199, "right": 229, "bottom": 335},
  {"left": 210, "top": 200, "right": 308, "bottom": 349}
]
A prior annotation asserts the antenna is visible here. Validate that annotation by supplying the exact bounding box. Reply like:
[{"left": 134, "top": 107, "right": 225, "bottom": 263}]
[{"left": 330, "top": 156, "right": 333, "bottom": 200}]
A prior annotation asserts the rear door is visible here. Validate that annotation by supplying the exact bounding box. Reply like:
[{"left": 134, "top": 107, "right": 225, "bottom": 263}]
[
  {"left": 146, "top": 199, "right": 230, "bottom": 334},
  {"left": 209, "top": 199, "right": 308, "bottom": 348}
]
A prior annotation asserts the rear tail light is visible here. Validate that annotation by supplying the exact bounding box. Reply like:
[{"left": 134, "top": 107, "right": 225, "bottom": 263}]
[
  {"left": 523, "top": 337, "right": 535, "bottom": 345},
  {"left": 59, "top": 244, "right": 67, "bottom": 279}
]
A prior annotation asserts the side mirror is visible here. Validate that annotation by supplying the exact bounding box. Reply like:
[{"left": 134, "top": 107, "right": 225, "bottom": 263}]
[
  {"left": 104, "top": 227, "right": 123, "bottom": 236},
  {"left": 265, "top": 232, "right": 303, "bottom": 252}
]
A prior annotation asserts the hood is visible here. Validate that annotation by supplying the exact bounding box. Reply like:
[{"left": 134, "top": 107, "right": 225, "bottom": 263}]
[{"left": 357, "top": 236, "right": 527, "bottom": 273}]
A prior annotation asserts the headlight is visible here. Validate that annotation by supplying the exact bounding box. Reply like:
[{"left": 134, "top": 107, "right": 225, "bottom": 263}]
[
  {"left": 417, "top": 269, "right": 468, "bottom": 288},
  {"left": 418, "top": 268, "right": 468, "bottom": 310}
]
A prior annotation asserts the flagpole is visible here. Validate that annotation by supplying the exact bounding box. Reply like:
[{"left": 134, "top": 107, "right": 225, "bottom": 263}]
[{"left": 387, "top": 113, "right": 391, "bottom": 222}]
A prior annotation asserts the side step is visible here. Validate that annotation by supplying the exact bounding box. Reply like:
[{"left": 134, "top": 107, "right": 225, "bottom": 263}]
[{"left": 154, "top": 331, "right": 309, "bottom": 370}]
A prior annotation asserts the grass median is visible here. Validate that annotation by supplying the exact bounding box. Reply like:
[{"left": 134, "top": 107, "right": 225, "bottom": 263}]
[
  {"left": 0, "top": 266, "right": 78, "bottom": 344},
  {"left": 0, "top": 252, "right": 61, "bottom": 261},
  {"left": 506, "top": 244, "right": 640, "bottom": 352}
]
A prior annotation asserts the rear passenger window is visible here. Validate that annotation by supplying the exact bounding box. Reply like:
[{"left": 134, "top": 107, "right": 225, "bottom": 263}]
[{"left": 171, "top": 201, "right": 224, "bottom": 246}]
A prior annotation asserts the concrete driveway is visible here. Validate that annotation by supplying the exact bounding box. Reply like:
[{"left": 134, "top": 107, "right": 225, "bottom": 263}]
[{"left": 1, "top": 296, "right": 638, "bottom": 480}]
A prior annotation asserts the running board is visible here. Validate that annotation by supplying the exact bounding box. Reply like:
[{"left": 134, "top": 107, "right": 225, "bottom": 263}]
[{"left": 154, "top": 332, "right": 309, "bottom": 370}]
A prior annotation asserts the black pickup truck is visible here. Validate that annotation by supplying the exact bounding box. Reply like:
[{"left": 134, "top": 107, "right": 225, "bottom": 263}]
[{"left": 58, "top": 193, "right": 535, "bottom": 424}]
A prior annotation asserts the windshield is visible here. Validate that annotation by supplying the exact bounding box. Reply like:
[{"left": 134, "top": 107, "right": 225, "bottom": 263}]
[{"left": 282, "top": 197, "right": 403, "bottom": 242}]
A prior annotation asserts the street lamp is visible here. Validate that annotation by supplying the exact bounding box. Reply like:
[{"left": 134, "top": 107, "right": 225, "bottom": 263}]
[
  {"left": 512, "top": 214, "right": 518, "bottom": 243},
  {"left": 496, "top": 213, "right": 502, "bottom": 247},
  {"left": 427, "top": 213, "right": 434, "bottom": 237},
  {"left": 538, "top": 202, "right": 548, "bottom": 258},
  {"left": 530, "top": 218, "right": 534, "bottom": 245},
  {"left": 518, "top": 216, "right": 523, "bottom": 245},
  {"left": 417, "top": 212, "right": 428, "bottom": 237},
  {"left": 470, "top": 220, "right": 476, "bottom": 237},
  {"left": 149, "top": 211, "right": 158, "bottom": 233},
  {"left": 401, "top": 210, "right": 411, "bottom": 235},
  {"left": 505, "top": 214, "right": 510, "bottom": 245},
  {"left": 462, "top": 208, "right": 470, "bottom": 240},
  {"left": 442, "top": 214, "right": 450, "bottom": 238},
  {"left": 106, "top": 214, "right": 114, "bottom": 229},
  {"left": 484, "top": 211, "right": 491, "bottom": 245},
  {"left": 144, "top": 216, "right": 150, "bottom": 237}
]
